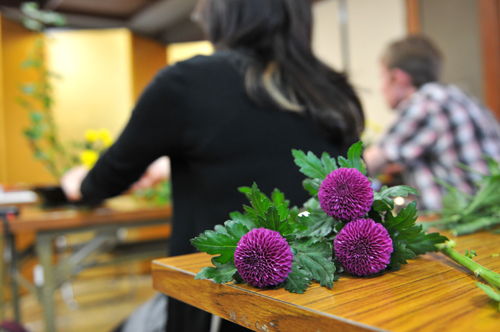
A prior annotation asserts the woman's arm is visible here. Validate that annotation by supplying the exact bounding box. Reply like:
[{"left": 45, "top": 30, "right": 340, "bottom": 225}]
[{"left": 61, "top": 64, "right": 186, "bottom": 203}]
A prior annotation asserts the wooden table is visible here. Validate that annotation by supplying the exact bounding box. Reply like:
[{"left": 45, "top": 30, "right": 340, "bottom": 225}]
[
  {"left": 1, "top": 196, "right": 171, "bottom": 332},
  {"left": 152, "top": 231, "right": 500, "bottom": 332}
]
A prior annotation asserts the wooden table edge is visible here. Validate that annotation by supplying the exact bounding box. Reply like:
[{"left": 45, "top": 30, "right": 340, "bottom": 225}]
[
  {"left": 4, "top": 203, "right": 172, "bottom": 233},
  {"left": 152, "top": 257, "right": 389, "bottom": 332}
]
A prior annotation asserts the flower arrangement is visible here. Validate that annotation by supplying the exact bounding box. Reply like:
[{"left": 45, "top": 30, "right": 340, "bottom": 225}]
[{"left": 191, "top": 142, "right": 448, "bottom": 293}]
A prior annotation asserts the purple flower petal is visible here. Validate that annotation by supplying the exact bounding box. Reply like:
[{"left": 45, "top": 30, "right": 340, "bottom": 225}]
[
  {"left": 318, "top": 168, "right": 374, "bottom": 221},
  {"left": 234, "top": 228, "right": 293, "bottom": 288},
  {"left": 334, "top": 218, "right": 393, "bottom": 276}
]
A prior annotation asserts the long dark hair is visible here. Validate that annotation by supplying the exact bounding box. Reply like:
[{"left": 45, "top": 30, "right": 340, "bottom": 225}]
[{"left": 194, "top": 0, "right": 364, "bottom": 145}]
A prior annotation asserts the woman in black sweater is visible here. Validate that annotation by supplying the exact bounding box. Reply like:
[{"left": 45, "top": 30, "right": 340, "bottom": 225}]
[{"left": 62, "top": 0, "right": 364, "bottom": 331}]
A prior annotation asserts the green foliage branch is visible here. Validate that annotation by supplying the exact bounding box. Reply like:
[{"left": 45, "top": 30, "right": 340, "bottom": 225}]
[
  {"left": 17, "top": 2, "right": 70, "bottom": 178},
  {"left": 423, "top": 156, "right": 500, "bottom": 236}
]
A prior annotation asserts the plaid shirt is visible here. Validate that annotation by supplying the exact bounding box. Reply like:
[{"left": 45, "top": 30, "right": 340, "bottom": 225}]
[{"left": 378, "top": 82, "right": 500, "bottom": 210}]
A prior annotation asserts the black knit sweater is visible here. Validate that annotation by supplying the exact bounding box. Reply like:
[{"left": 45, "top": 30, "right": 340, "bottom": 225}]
[{"left": 81, "top": 50, "right": 355, "bottom": 332}]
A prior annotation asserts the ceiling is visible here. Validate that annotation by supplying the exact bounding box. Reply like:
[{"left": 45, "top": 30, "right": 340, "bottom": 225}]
[
  {"left": 0, "top": 0, "right": 326, "bottom": 45},
  {"left": 0, "top": 0, "right": 205, "bottom": 44}
]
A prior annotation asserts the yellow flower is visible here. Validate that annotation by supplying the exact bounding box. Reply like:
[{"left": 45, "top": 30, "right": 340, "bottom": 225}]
[
  {"left": 80, "top": 149, "right": 99, "bottom": 169},
  {"left": 98, "top": 128, "right": 113, "bottom": 147},
  {"left": 85, "top": 129, "right": 99, "bottom": 143}
]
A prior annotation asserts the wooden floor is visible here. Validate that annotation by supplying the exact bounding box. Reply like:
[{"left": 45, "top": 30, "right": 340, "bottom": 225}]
[{"left": 4, "top": 266, "right": 158, "bottom": 332}]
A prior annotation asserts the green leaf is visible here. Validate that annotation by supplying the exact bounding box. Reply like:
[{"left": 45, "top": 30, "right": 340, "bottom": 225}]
[
  {"left": 303, "top": 197, "right": 323, "bottom": 212},
  {"left": 256, "top": 206, "right": 294, "bottom": 238},
  {"left": 243, "top": 183, "right": 272, "bottom": 219},
  {"left": 229, "top": 211, "right": 256, "bottom": 230},
  {"left": 333, "top": 221, "right": 345, "bottom": 234},
  {"left": 277, "top": 204, "right": 290, "bottom": 220},
  {"left": 21, "top": 2, "right": 41, "bottom": 16},
  {"left": 384, "top": 201, "right": 418, "bottom": 231},
  {"left": 337, "top": 141, "right": 367, "bottom": 175},
  {"left": 16, "top": 96, "right": 33, "bottom": 109},
  {"left": 396, "top": 225, "right": 424, "bottom": 240},
  {"left": 387, "top": 242, "right": 416, "bottom": 270},
  {"left": 292, "top": 149, "right": 327, "bottom": 179},
  {"left": 22, "top": 17, "right": 43, "bottom": 31},
  {"left": 271, "top": 188, "right": 286, "bottom": 207},
  {"left": 302, "top": 178, "right": 320, "bottom": 196},
  {"left": 485, "top": 155, "right": 500, "bottom": 176},
  {"left": 30, "top": 112, "right": 44, "bottom": 124},
  {"left": 377, "top": 185, "right": 420, "bottom": 199},
  {"left": 367, "top": 209, "right": 384, "bottom": 224},
  {"left": 47, "top": 71, "right": 63, "bottom": 79},
  {"left": 476, "top": 282, "right": 500, "bottom": 302},
  {"left": 21, "top": 59, "right": 36, "bottom": 69},
  {"left": 191, "top": 229, "right": 240, "bottom": 264},
  {"left": 372, "top": 197, "right": 394, "bottom": 212},
  {"left": 404, "top": 232, "right": 449, "bottom": 255},
  {"left": 463, "top": 175, "right": 500, "bottom": 216},
  {"left": 233, "top": 272, "right": 244, "bottom": 284},
  {"left": 24, "top": 126, "right": 44, "bottom": 140},
  {"left": 288, "top": 206, "right": 301, "bottom": 225},
  {"left": 43, "top": 96, "right": 53, "bottom": 109},
  {"left": 441, "top": 188, "right": 470, "bottom": 214},
  {"left": 321, "top": 152, "right": 338, "bottom": 174},
  {"left": 292, "top": 239, "right": 335, "bottom": 288},
  {"left": 34, "top": 150, "right": 48, "bottom": 160},
  {"left": 194, "top": 261, "right": 237, "bottom": 283},
  {"left": 224, "top": 219, "right": 251, "bottom": 239},
  {"left": 295, "top": 212, "right": 334, "bottom": 238},
  {"left": 40, "top": 12, "right": 67, "bottom": 26},
  {"left": 452, "top": 216, "right": 500, "bottom": 236},
  {"left": 213, "top": 224, "right": 228, "bottom": 235},
  {"left": 238, "top": 186, "right": 252, "bottom": 195},
  {"left": 20, "top": 83, "right": 36, "bottom": 95},
  {"left": 284, "top": 263, "right": 311, "bottom": 294}
]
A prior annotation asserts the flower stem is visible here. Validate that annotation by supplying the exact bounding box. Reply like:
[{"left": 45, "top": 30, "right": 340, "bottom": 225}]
[
  {"left": 419, "top": 214, "right": 461, "bottom": 230},
  {"left": 436, "top": 243, "right": 500, "bottom": 288},
  {"left": 451, "top": 216, "right": 500, "bottom": 236}
]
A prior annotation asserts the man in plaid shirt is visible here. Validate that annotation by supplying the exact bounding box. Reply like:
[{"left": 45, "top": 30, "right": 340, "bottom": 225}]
[{"left": 364, "top": 35, "right": 500, "bottom": 210}]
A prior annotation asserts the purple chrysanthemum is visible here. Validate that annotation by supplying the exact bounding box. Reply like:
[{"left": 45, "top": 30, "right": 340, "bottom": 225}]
[
  {"left": 318, "top": 168, "right": 374, "bottom": 221},
  {"left": 334, "top": 218, "right": 393, "bottom": 276},
  {"left": 234, "top": 228, "right": 293, "bottom": 288}
]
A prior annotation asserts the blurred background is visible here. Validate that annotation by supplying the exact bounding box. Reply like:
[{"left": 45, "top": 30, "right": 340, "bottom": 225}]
[
  {"left": 0, "top": 0, "right": 498, "bottom": 331},
  {"left": 0, "top": 0, "right": 497, "bottom": 185}
]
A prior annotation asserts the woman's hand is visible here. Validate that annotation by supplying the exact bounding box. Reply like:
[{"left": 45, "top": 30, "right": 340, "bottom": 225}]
[
  {"left": 130, "top": 156, "right": 171, "bottom": 191},
  {"left": 61, "top": 157, "right": 169, "bottom": 201},
  {"left": 60, "top": 166, "right": 89, "bottom": 201}
]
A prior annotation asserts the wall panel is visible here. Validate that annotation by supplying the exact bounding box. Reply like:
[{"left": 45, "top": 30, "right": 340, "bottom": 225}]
[{"left": 1, "top": 18, "right": 56, "bottom": 185}]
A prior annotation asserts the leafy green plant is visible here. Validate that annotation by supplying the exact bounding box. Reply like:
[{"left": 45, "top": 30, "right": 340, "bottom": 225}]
[
  {"left": 422, "top": 156, "right": 500, "bottom": 236},
  {"left": 17, "top": 2, "right": 69, "bottom": 178}
]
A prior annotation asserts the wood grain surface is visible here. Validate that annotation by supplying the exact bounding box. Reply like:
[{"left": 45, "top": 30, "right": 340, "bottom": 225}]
[
  {"left": 152, "top": 231, "right": 500, "bottom": 332},
  {"left": 4, "top": 195, "right": 172, "bottom": 233}
]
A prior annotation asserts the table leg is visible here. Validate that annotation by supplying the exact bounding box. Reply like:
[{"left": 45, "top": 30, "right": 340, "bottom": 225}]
[
  {"left": 35, "top": 233, "right": 57, "bottom": 332},
  {"left": 9, "top": 234, "right": 20, "bottom": 322},
  {"left": 0, "top": 232, "right": 5, "bottom": 321}
]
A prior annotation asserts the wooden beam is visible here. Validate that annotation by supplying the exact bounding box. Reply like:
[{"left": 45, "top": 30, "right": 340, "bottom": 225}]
[
  {"left": 406, "top": 0, "right": 421, "bottom": 35},
  {"left": 478, "top": 0, "right": 500, "bottom": 120}
]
